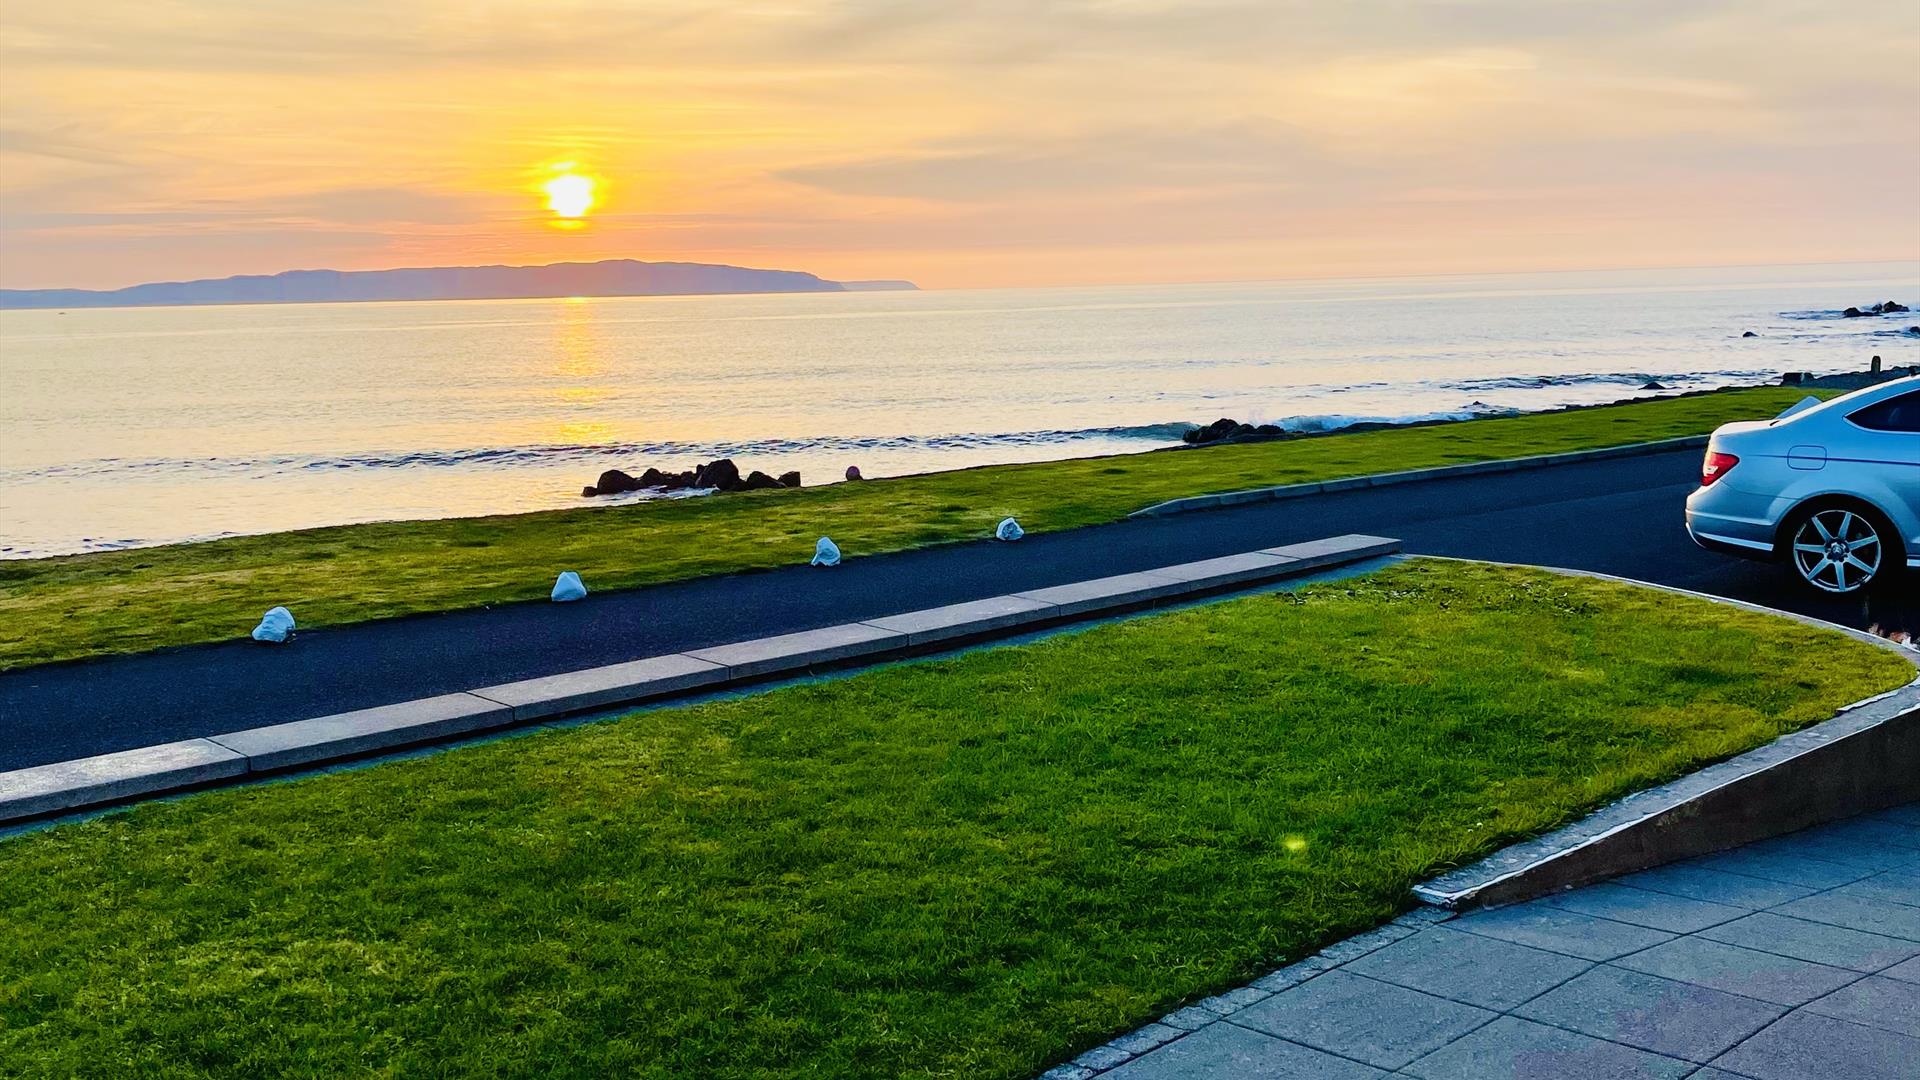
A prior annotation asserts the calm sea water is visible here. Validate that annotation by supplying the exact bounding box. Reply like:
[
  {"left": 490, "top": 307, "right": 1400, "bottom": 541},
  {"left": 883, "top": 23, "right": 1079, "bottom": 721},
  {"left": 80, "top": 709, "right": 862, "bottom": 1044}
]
[{"left": 2, "top": 262, "right": 1915, "bottom": 558}]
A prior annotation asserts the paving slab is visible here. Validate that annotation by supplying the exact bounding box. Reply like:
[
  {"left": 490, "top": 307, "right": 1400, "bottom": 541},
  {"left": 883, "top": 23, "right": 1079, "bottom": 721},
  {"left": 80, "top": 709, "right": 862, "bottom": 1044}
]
[
  {"left": 0, "top": 739, "right": 246, "bottom": 819},
  {"left": 1449, "top": 899, "right": 1675, "bottom": 961},
  {"left": 1144, "top": 552, "right": 1298, "bottom": 590},
  {"left": 1684, "top": 848, "right": 1878, "bottom": 890},
  {"left": 1541, "top": 882, "right": 1749, "bottom": 934},
  {"left": 1740, "top": 829, "right": 1920, "bottom": 872},
  {"left": 1707, "top": 1009, "right": 1920, "bottom": 1080},
  {"left": 860, "top": 594, "right": 1058, "bottom": 646},
  {"left": 1009, "top": 570, "right": 1186, "bottom": 617},
  {"left": 1696, "top": 911, "right": 1920, "bottom": 973},
  {"left": 1512, "top": 964, "right": 1783, "bottom": 1062},
  {"left": 1400, "top": 1015, "right": 1693, "bottom": 1080},
  {"left": 1834, "top": 868, "right": 1920, "bottom": 909},
  {"left": 1102, "top": 1021, "right": 1384, "bottom": 1079},
  {"left": 1770, "top": 890, "right": 1920, "bottom": 942},
  {"left": 685, "top": 622, "right": 904, "bottom": 679},
  {"left": 1227, "top": 970, "right": 1494, "bottom": 1070},
  {"left": 470, "top": 653, "right": 728, "bottom": 721},
  {"left": 1259, "top": 534, "right": 1400, "bottom": 569},
  {"left": 1613, "top": 863, "right": 1818, "bottom": 910},
  {"left": 207, "top": 693, "right": 512, "bottom": 772},
  {"left": 1802, "top": 974, "right": 1920, "bottom": 1037},
  {"left": 1612, "top": 936, "right": 1861, "bottom": 1007},
  {"left": 1882, "top": 954, "right": 1920, "bottom": 984},
  {"left": 1338, "top": 927, "right": 1591, "bottom": 1011}
]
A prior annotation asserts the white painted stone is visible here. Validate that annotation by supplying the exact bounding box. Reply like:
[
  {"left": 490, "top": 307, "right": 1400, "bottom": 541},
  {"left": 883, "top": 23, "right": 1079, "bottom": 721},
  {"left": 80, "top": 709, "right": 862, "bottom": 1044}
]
[
  {"left": 687, "top": 622, "right": 902, "bottom": 678},
  {"left": 471, "top": 653, "right": 728, "bottom": 721},
  {"left": 251, "top": 606, "right": 295, "bottom": 643},
  {"left": 207, "top": 693, "right": 512, "bottom": 771},
  {"left": 551, "top": 571, "right": 587, "bottom": 602},
  {"left": 0, "top": 739, "right": 247, "bottom": 821},
  {"left": 861, "top": 595, "right": 1057, "bottom": 645},
  {"left": 811, "top": 537, "right": 841, "bottom": 567},
  {"left": 996, "top": 517, "right": 1024, "bottom": 541}
]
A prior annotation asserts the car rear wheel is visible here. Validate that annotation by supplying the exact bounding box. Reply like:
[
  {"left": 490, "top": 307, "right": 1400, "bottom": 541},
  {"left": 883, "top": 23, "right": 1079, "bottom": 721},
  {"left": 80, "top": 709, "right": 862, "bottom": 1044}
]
[{"left": 1788, "top": 506, "right": 1888, "bottom": 594}]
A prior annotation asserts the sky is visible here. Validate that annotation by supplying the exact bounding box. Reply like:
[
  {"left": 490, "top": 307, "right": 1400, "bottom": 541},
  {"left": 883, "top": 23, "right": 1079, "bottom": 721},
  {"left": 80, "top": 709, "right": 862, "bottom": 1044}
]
[{"left": 1, "top": 0, "right": 1916, "bottom": 291}]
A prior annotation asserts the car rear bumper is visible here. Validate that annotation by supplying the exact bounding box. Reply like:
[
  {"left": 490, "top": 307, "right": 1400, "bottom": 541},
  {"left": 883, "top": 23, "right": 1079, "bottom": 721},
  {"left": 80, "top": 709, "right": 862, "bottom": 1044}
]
[{"left": 1685, "top": 484, "right": 1781, "bottom": 561}]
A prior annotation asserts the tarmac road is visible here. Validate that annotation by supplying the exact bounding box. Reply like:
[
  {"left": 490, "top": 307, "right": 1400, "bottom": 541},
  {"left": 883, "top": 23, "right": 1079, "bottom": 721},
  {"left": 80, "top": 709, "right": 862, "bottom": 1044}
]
[{"left": 1, "top": 445, "right": 1912, "bottom": 771}]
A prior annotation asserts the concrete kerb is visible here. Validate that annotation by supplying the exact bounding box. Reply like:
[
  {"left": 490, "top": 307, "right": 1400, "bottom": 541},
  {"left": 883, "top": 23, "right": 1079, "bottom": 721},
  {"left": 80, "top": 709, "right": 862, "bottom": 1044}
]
[
  {"left": 1411, "top": 558, "right": 1920, "bottom": 912},
  {"left": 0, "top": 534, "right": 1402, "bottom": 825},
  {"left": 1127, "top": 435, "right": 1710, "bottom": 518}
]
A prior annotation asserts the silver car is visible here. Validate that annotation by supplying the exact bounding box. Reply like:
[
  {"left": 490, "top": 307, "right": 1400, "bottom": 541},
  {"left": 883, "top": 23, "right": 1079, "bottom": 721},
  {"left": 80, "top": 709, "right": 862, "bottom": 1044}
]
[{"left": 1686, "top": 375, "right": 1920, "bottom": 594}]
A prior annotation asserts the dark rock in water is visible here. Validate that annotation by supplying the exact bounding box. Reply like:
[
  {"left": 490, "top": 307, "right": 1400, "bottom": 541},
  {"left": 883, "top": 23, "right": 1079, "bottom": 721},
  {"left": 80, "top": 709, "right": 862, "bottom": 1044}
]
[
  {"left": 1742, "top": 330, "right": 1757, "bottom": 337},
  {"left": 585, "top": 469, "right": 642, "bottom": 497},
  {"left": 1844, "top": 307, "right": 1865, "bottom": 318},
  {"left": 1907, "top": 326, "right": 1920, "bottom": 335},
  {"left": 1255, "top": 424, "right": 1285, "bottom": 435},
  {"left": 693, "top": 458, "right": 742, "bottom": 491},
  {"left": 779, "top": 471, "right": 802, "bottom": 488},
  {"left": 1781, "top": 372, "right": 1809, "bottom": 385},
  {"left": 1641, "top": 380, "right": 1668, "bottom": 390},
  {"left": 741, "top": 470, "right": 784, "bottom": 491},
  {"left": 1881, "top": 300, "right": 1911, "bottom": 313},
  {"left": 1184, "top": 417, "right": 1241, "bottom": 445},
  {"left": 845, "top": 466, "right": 864, "bottom": 481}
]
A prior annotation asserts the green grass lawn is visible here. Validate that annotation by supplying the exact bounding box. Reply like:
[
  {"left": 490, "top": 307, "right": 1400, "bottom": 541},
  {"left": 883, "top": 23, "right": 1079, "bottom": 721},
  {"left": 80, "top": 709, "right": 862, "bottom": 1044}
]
[
  {"left": 0, "top": 386, "right": 1820, "bottom": 671},
  {"left": 0, "top": 560, "right": 1907, "bottom": 1079}
]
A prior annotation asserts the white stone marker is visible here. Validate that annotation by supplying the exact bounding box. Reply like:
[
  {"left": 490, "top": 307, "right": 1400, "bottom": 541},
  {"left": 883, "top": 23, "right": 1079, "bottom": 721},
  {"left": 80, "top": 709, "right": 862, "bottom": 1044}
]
[
  {"left": 995, "top": 517, "right": 1024, "bottom": 541},
  {"left": 811, "top": 537, "right": 841, "bottom": 567},
  {"left": 551, "top": 571, "right": 588, "bottom": 602},
  {"left": 251, "top": 606, "right": 295, "bottom": 643}
]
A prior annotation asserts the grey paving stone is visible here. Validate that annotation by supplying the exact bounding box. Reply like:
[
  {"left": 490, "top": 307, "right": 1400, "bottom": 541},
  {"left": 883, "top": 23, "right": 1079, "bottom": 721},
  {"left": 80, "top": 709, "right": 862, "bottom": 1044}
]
[
  {"left": 1073, "top": 1044, "right": 1135, "bottom": 1070},
  {"left": 1685, "top": 848, "right": 1876, "bottom": 890},
  {"left": 208, "top": 693, "right": 512, "bottom": 771},
  {"left": 1742, "top": 830, "right": 1920, "bottom": 872},
  {"left": 1836, "top": 868, "right": 1920, "bottom": 910},
  {"left": 859, "top": 594, "right": 1056, "bottom": 645},
  {"left": 685, "top": 622, "right": 904, "bottom": 678},
  {"left": 1312, "top": 922, "right": 1417, "bottom": 964},
  {"left": 1698, "top": 911, "right": 1920, "bottom": 973},
  {"left": 1883, "top": 955, "right": 1920, "bottom": 984},
  {"left": 0, "top": 738, "right": 247, "bottom": 820},
  {"left": 1148, "top": 552, "right": 1298, "bottom": 589},
  {"left": 1038, "top": 1066, "right": 1096, "bottom": 1080},
  {"left": 1708, "top": 1009, "right": 1920, "bottom": 1080},
  {"left": 1803, "top": 975, "right": 1920, "bottom": 1037},
  {"left": 470, "top": 653, "right": 727, "bottom": 721},
  {"left": 1104, "top": 1020, "right": 1385, "bottom": 1079},
  {"left": 1200, "top": 986, "right": 1273, "bottom": 1013},
  {"left": 1872, "top": 804, "right": 1920, "bottom": 829},
  {"left": 1228, "top": 970, "right": 1494, "bottom": 1070},
  {"left": 1341, "top": 927, "right": 1590, "bottom": 1011},
  {"left": 1793, "top": 817, "right": 1920, "bottom": 853},
  {"left": 1513, "top": 964, "right": 1783, "bottom": 1062},
  {"left": 1250, "top": 957, "right": 1337, "bottom": 993},
  {"left": 1259, "top": 534, "right": 1400, "bottom": 569},
  {"left": 1109, "top": 1023, "right": 1185, "bottom": 1056},
  {"left": 1450, "top": 899, "right": 1676, "bottom": 961},
  {"left": 1687, "top": 1071, "right": 1751, "bottom": 1079},
  {"left": 1159, "top": 1006, "right": 1220, "bottom": 1032},
  {"left": 1393, "top": 906, "right": 1457, "bottom": 927},
  {"left": 1543, "top": 882, "right": 1748, "bottom": 934},
  {"left": 1615, "top": 863, "right": 1818, "bottom": 910},
  {"left": 1400, "top": 1015, "right": 1693, "bottom": 1080},
  {"left": 1772, "top": 890, "right": 1920, "bottom": 942},
  {"left": 1010, "top": 571, "right": 1186, "bottom": 617},
  {"left": 1613, "top": 936, "right": 1860, "bottom": 1007}
]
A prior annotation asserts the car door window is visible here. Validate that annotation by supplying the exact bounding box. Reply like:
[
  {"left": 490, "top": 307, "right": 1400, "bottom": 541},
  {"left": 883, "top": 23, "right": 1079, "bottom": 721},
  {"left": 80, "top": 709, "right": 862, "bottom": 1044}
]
[{"left": 1847, "top": 390, "right": 1920, "bottom": 434}]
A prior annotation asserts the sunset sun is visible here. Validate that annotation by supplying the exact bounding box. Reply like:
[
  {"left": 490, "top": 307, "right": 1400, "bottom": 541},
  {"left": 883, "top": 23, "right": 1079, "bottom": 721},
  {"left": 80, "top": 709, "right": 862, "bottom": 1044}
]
[{"left": 541, "top": 167, "right": 597, "bottom": 223}]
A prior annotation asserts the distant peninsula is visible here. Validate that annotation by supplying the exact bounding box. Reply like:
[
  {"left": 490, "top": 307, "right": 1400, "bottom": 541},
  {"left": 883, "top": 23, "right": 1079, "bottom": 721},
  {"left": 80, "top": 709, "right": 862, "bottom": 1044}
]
[{"left": 0, "top": 259, "right": 919, "bottom": 310}]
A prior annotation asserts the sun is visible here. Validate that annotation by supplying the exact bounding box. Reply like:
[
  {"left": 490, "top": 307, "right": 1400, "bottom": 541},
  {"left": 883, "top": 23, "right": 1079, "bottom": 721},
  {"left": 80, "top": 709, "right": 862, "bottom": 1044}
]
[{"left": 541, "top": 165, "right": 598, "bottom": 223}]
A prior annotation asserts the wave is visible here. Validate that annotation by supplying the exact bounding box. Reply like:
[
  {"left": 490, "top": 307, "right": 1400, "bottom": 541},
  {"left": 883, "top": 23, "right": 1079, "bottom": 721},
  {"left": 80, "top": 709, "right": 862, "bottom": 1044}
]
[
  {"left": 1431, "top": 370, "right": 1768, "bottom": 393},
  {"left": 7, "top": 422, "right": 1201, "bottom": 481},
  {"left": 1274, "top": 406, "right": 1519, "bottom": 434}
]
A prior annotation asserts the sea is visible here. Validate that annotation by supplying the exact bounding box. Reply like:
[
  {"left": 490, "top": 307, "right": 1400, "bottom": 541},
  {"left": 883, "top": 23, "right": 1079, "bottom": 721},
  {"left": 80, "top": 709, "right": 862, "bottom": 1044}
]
[{"left": 1, "top": 261, "right": 1915, "bottom": 559}]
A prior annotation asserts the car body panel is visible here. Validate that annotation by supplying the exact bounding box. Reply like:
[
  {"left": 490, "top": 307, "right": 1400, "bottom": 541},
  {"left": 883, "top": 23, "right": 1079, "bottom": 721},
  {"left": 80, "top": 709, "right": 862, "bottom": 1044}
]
[{"left": 1686, "top": 377, "right": 1920, "bottom": 579}]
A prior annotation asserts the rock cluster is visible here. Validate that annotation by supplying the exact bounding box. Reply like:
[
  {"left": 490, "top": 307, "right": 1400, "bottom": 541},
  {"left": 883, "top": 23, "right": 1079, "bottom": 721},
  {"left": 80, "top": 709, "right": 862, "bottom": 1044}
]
[
  {"left": 583, "top": 458, "right": 800, "bottom": 497},
  {"left": 1182, "top": 417, "right": 1288, "bottom": 446},
  {"left": 1843, "top": 301, "right": 1910, "bottom": 317}
]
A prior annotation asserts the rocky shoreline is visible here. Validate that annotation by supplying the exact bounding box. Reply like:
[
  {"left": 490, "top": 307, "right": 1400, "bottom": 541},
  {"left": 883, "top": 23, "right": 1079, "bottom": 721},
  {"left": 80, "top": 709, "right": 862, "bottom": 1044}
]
[{"left": 584, "top": 458, "right": 800, "bottom": 497}]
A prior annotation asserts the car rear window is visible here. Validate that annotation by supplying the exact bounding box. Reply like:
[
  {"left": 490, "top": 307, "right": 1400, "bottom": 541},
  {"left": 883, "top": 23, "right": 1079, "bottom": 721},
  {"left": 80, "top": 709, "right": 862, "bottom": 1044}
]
[{"left": 1848, "top": 389, "right": 1920, "bottom": 434}]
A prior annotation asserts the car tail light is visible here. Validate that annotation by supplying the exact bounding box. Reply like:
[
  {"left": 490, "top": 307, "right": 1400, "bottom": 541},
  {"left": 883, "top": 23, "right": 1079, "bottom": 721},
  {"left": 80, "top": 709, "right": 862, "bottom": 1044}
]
[{"left": 1701, "top": 451, "right": 1738, "bottom": 486}]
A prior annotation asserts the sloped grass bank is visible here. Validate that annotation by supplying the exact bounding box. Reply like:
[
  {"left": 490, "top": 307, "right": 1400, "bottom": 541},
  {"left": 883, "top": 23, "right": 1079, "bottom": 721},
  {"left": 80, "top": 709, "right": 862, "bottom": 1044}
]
[
  {"left": 0, "top": 560, "right": 1908, "bottom": 1078},
  {"left": 0, "top": 386, "right": 1823, "bottom": 670}
]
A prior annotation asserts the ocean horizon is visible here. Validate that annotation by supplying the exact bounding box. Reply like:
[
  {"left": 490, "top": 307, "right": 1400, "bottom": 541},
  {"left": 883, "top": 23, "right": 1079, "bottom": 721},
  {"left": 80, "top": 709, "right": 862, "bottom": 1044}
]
[{"left": 2, "top": 260, "right": 1915, "bottom": 558}]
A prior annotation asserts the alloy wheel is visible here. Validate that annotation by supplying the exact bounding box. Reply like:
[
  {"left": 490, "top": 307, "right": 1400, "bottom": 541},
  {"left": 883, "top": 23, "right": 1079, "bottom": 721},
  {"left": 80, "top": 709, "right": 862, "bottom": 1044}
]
[{"left": 1791, "top": 509, "right": 1882, "bottom": 594}]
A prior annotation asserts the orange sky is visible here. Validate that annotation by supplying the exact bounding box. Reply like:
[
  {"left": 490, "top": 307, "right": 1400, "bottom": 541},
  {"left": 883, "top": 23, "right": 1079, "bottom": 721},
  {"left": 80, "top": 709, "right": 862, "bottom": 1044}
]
[{"left": 2, "top": 1, "right": 1916, "bottom": 291}]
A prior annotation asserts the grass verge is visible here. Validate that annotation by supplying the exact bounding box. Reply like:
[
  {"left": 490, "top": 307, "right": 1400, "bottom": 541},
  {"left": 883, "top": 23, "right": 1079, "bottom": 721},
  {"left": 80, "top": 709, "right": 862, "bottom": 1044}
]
[
  {"left": 0, "top": 385, "right": 1820, "bottom": 670},
  {"left": 0, "top": 560, "right": 1909, "bottom": 1078}
]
